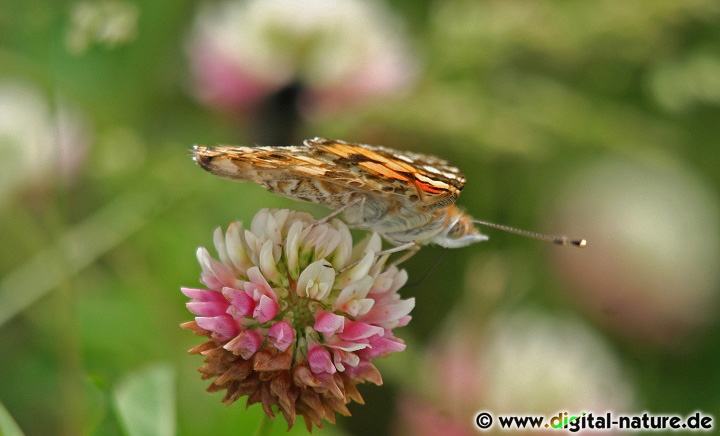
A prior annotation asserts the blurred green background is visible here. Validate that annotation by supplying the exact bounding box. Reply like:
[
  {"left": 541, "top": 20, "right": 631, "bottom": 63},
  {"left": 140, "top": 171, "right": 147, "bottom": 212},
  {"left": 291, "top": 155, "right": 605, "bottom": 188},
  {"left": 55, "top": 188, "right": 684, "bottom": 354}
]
[{"left": 1, "top": 0, "right": 720, "bottom": 435}]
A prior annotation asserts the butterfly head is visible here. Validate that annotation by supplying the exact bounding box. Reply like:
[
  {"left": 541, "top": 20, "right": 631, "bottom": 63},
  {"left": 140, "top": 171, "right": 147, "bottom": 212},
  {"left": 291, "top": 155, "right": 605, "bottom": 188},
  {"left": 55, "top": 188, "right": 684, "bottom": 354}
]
[{"left": 432, "top": 206, "right": 488, "bottom": 248}]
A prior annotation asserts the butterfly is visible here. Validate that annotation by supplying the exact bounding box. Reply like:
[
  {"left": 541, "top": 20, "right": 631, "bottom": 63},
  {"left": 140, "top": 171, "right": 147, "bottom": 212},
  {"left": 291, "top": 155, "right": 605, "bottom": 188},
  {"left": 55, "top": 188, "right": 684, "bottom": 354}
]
[{"left": 192, "top": 137, "right": 585, "bottom": 257}]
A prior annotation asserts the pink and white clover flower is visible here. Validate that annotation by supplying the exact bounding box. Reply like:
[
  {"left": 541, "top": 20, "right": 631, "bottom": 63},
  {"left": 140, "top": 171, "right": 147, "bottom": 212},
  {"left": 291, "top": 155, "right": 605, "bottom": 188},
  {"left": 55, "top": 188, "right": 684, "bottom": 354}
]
[{"left": 181, "top": 208, "right": 413, "bottom": 430}]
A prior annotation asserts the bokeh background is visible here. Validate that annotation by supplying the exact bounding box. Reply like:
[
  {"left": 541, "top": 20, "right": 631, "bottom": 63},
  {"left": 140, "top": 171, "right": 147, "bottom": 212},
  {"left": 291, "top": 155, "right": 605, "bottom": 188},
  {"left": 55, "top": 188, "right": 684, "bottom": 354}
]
[{"left": 2, "top": 0, "right": 720, "bottom": 435}]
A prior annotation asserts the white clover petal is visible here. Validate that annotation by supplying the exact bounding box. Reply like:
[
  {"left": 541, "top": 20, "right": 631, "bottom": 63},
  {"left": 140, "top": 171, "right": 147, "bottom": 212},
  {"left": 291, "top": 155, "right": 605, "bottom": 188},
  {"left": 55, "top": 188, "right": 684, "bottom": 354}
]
[
  {"left": 297, "top": 259, "right": 335, "bottom": 300},
  {"left": 336, "top": 249, "right": 375, "bottom": 289},
  {"left": 285, "top": 220, "right": 304, "bottom": 280},
  {"left": 195, "top": 246, "right": 212, "bottom": 268},
  {"left": 264, "top": 210, "right": 283, "bottom": 260},
  {"left": 370, "top": 266, "right": 408, "bottom": 295},
  {"left": 259, "top": 239, "right": 280, "bottom": 284},
  {"left": 330, "top": 219, "right": 352, "bottom": 269},
  {"left": 243, "top": 228, "right": 261, "bottom": 263},
  {"left": 225, "top": 221, "right": 252, "bottom": 275},
  {"left": 368, "top": 252, "right": 391, "bottom": 278},
  {"left": 371, "top": 273, "right": 391, "bottom": 294},
  {"left": 314, "top": 227, "right": 341, "bottom": 260},
  {"left": 334, "top": 276, "right": 375, "bottom": 316},
  {"left": 251, "top": 209, "right": 283, "bottom": 261},
  {"left": 249, "top": 208, "right": 270, "bottom": 236},
  {"left": 389, "top": 268, "right": 408, "bottom": 292},
  {"left": 305, "top": 225, "right": 328, "bottom": 248},
  {"left": 350, "top": 233, "right": 382, "bottom": 262},
  {"left": 213, "top": 226, "right": 230, "bottom": 266},
  {"left": 269, "top": 209, "right": 289, "bottom": 236}
]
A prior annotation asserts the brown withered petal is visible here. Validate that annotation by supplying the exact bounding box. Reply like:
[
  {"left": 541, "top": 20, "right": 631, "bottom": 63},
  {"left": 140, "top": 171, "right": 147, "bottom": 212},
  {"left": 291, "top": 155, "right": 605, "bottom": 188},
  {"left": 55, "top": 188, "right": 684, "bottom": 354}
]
[
  {"left": 253, "top": 349, "right": 292, "bottom": 371},
  {"left": 215, "top": 360, "right": 254, "bottom": 385},
  {"left": 180, "top": 321, "right": 210, "bottom": 336},
  {"left": 270, "top": 372, "right": 298, "bottom": 420},
  {"left": 187, "top": 341, "right": 217, "bottom": 355},
  {"left": 293, "top": 364, "right": 323, "bottom": 388},
  {"left": 186, "top": 338, "right": 387, "bottom": 431},
  {"left": 343, "top": 380, "right": 364, "bottom": 405}
]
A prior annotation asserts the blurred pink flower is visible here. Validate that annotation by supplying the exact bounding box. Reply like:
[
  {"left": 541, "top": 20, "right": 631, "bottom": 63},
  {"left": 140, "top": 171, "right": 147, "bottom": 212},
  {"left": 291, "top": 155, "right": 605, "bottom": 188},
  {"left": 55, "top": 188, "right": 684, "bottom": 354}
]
[
  {"left": 186, "top": 0, "right": 418, "bottom": 116},
  {"left": 394, "top": 311, "right": 635, "bottom": 435},
  {"left": 182, "top": 208, "right": 414, "bottom": 430},
  {"left": 549, "top": 159, "right": 720, "bottom": 347}
]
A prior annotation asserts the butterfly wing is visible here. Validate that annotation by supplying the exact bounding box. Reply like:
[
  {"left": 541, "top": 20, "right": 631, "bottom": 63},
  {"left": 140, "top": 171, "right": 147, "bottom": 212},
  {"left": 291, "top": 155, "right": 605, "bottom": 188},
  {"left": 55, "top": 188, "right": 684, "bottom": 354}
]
[
  {"left": 307, "top": 138, "right": 466, "bottom": 211},
  {"left": 192, "top": 138, "right": 466, "bottom": 230}
]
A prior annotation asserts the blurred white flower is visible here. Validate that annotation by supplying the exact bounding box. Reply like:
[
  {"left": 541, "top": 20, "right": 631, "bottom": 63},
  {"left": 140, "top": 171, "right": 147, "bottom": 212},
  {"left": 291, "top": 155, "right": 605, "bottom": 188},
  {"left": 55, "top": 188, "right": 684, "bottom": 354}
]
[
  {"left": 0, "top": 80, "right": 90, "bottom": 203},
  {"left": 475, "top": 312, "right": 634, "bottom": 414},
  {"left": 186, "top": 0, "right": 418, "bottom": 115},
  {"left": 549, "top": 158, "right": 720, "bottom": 347},
  {"left": 395, "top": 311, "right": 635, "bottom": 435},
  {"left": 66, "top": 1, "right": 140, "bottom": 55}
]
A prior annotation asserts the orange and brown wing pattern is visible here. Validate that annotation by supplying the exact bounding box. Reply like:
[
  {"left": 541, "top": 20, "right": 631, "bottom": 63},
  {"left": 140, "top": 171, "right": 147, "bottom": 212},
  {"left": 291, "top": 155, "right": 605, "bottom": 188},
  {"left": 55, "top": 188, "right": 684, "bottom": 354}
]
[
  {"left": 192, "top": 141, "right": 394, "bottom": 214},
  {"left": 307, "top": 138, "right": 465, "bottom": 210},
  {"left": 192, "top": 138, "right": 467, "bottom": 212}
]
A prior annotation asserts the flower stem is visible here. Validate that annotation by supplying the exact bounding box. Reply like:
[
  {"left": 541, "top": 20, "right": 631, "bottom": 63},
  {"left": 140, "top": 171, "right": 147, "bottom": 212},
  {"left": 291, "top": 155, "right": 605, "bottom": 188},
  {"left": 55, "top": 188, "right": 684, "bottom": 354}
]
[{"left": 254, "top": 412, "right": 274, "bottom": 436}]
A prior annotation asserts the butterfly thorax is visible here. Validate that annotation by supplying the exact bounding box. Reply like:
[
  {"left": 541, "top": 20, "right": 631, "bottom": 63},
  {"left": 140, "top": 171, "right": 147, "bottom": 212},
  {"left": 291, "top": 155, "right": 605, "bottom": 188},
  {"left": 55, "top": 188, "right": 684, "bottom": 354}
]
[{"left": 378, "top": 204, "right": 487, "bottom": 248}]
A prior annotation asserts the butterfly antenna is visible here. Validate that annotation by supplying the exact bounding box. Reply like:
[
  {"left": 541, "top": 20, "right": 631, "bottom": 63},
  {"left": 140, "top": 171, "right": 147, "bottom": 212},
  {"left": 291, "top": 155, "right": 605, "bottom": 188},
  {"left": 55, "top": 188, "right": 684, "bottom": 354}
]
[
  {"left": 405, "top": 249, "right": 449, "bottom": 288},
  {"left": 471, "top": 219, "right": 587, "bottom": 248}
]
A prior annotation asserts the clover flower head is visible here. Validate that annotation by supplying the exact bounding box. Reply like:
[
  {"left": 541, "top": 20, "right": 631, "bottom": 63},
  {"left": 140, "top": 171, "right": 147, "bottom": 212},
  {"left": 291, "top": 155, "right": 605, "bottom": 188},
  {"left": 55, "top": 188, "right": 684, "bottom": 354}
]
[
  {"left": 186, "top": 0, "right": 418, "bottom": 114},
  {"left": 181, "top": 208, "right": 414, "bottom": 430}
]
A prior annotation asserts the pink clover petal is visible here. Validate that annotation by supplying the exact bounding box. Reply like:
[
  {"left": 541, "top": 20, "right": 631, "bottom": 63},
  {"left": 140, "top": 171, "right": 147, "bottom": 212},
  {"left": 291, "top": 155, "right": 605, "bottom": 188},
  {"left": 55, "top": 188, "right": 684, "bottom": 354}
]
[
  {"left": 342, "top": 358, "right": 379, "bottom": 379},
  {"left": 268, "top": 321, "right": 294, "bottom": 352},
  {"left": 186, "top": 301, "right": 228, "bottom": 317},
  {"left": 338, "top": 319, "right": 385, "bottom": 342},
  {"left": 245, "top": 266, "right": 278, "bottom": 303},
  {"left": 197, "top": 247, "right": 238, "bottom": 290},
  {"left": 253, "top": 294, "right": 278, "bottom": 323},
  {"left": 221, "top": 286, "right": 243, "bottom": 301},
  {"left": 308, "top": 344, "right": 336, "bottom": 375},
  {"left": 325, "top": 336, "right": 371, "bottom": 352},
  {"left": 224, "top": 329, "right": 264, "bottom": 360},
  {"left": 360, "top": 334, "right": 406, "bottom": 359},
  {"left": 331, "top": 349, "right": 360, "bottom": 372},
  {"left": 223, "top": 287, "right": 255, "bottom": 318},
  {"left": 396, "top": 315, "right": 412, "bottom": 328},
  {"left": 345, "top": 356, "right": 382, "bottom": 386},
  {"left": 314, "top": 311, "right": 346, "bottom": 336},
  {"left": 195, "top": 315, "right": 240, "bottom": 342},
  {"left": 357, "top": 298, "right": 415, "bottom": 326},
  {"left": 181, "top": 287, "right": 227, "bottom": 302}
]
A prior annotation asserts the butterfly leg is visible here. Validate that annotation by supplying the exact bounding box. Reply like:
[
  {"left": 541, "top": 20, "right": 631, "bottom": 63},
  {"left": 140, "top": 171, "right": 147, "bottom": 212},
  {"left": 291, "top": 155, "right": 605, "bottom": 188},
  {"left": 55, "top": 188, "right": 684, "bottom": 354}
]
[
  {"left": 383, "top": 242, "right": 421, "bottom": 267},
  {"left": 363, "top": 242, "right": 421, "bottom": 268},
  {"left": 338, "top": 241, "right": 419, "bottom": 273},
  {"left": 317, "top": 196, "right": 363, "bottom": 224}
]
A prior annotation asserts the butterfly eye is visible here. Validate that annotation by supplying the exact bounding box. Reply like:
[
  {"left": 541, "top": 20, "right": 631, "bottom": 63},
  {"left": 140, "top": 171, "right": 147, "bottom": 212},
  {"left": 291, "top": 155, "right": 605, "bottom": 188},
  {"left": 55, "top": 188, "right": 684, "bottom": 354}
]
[{"left": 448, "top": 220, "right": 466, "bottom": 239}]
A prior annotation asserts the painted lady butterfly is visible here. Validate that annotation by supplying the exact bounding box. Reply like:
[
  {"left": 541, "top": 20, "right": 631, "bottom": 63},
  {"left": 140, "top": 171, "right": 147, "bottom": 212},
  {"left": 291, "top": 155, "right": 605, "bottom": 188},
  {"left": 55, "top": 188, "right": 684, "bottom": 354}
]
[{"left": 192, "top": 137, "right": 585, "bottom": 256}]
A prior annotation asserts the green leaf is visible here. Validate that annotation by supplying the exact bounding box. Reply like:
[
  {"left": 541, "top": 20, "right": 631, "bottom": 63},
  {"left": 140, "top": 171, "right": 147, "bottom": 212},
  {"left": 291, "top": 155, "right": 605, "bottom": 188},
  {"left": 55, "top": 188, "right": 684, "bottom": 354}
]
[
  {"left": 112, "top": 364, "right": 176, "bottom": 436},
  {"left": 0, "top": 400, "right": 25, "bottom": 436}
]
